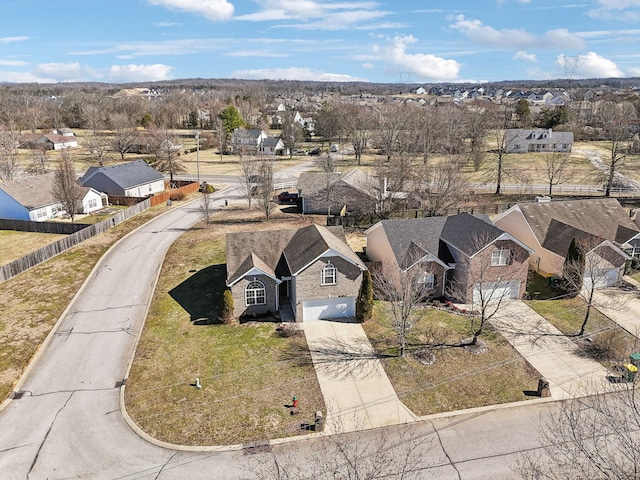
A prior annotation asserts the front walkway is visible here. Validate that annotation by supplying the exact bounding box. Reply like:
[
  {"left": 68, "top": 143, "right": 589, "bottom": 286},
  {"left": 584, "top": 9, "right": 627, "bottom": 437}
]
[
  {"left": 491, "top": 300, "right": 621, "bottom": 399},
  {"left": 302, "top": 320, "right": 416, "bottom": 434}
]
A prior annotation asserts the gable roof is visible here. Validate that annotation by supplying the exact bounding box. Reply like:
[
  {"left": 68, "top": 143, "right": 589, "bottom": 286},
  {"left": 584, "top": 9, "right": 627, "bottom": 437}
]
[
  {"left": 506, "top": 128, "right": 573, "bottom": 145},
  {"left": 79, "top": 160, "right": 164, "bottom": 190},
  {"left": 375, "top": 213, "right": 505, "bottom": 269},
  {"left": 226, "top": 224, "right": 364, "bottom": 285},
  {"left": 297, "top": 168, "right": 374, "bottom": 197},
  {"left": 0, "top": 173, "right": 61, "bottom": 209},
  {"left": 516, "top": 198, "right": 639, "bottom": 247}
]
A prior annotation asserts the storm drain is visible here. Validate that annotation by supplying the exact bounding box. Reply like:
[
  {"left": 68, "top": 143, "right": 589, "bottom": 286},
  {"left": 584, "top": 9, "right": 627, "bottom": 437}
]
[
  {"left": 243, "top": 440, "right": 272, "bottom": 455},
  {"left": 10, "top": 391, "right": 24, "bottom": 400}
]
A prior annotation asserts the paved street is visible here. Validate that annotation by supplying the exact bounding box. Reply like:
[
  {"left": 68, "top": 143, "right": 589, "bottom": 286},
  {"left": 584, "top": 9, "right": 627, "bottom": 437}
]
[{"left": 0, "top": 164, "right": 626, "bottom": 479}]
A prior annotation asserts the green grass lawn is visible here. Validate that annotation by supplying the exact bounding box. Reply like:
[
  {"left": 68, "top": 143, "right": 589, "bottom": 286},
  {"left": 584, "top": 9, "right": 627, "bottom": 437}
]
[
  {"left": 124, "top": 213, "right": 326, "bottom": 446},
  {"left": 362, "top": 303, "right": 541, "bottom": 416}
]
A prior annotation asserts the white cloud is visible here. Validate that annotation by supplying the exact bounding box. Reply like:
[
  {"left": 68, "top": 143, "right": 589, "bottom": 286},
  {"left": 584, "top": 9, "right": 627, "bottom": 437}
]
[
  {"left": 0, "top": 36, "right": 29, "bottom": 44},
  {"left": 235, "top": 0, "right": 391, "bottom": 30},
  {"left": 32, "top": 62, "right": 93, "bottom": 81},
  {"left": 513, "top": 51, "right": 536, "bottom": 62},
  {"left": 147, "top": 0, "right": 234, "bottom": 21},
  {"left": 627, "top": 67, "right": 640, "bottom": 76},
  {"left": 231, "top": 67, "right": 367, "bottom": 82},
  {"left": 589, "top": 0, "right": 640, "bottom": 21},
  {"left": 109, "top": 64, "right": 174, "bottom": 82},
  {"left": 0, "top": 59, "right": 28, "bottom": 66},
  {"left": 371, "top": 35, "right": 461, "bottom": 81},
  {"left": 0, "top": 71, "right": 55, "bottom": 83},
  {"left": 557, "top": 52, "right": 624, "bottom": 78},
  {"left": 450, "top": 15, "right": 585, "bottom": 49}
]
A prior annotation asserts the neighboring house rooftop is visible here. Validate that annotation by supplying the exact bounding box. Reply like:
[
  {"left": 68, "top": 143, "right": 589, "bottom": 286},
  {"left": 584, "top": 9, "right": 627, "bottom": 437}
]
[
  {"left": 516, "top": 198, "right": 639, "bottom": 247},
  {"left": 79, "top": 160, "right": 164, "bottom": 190},
  {"left": 375, "top": 213, "right": 503, "bottom": 269},
  {"left": 0, "top": 173, "right": 60, "bottom": 209}
]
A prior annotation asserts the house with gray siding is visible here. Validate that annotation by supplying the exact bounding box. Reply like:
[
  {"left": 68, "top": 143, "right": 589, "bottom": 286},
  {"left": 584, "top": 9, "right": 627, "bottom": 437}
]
[
  {"left": 79, "top": 160, "right": 165, "bottom": 197},
  {"left": 225, "top": 224, "right": 366, "bottom": 322},
  {"left": 506, "top": 128, "right": 573, "bottom": 154}
]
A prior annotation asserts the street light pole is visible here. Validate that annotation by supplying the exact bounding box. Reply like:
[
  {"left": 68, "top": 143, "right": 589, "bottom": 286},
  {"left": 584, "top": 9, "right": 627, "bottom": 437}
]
[{"left": 194, "top": 129, "right": 201, "bottom": 186}]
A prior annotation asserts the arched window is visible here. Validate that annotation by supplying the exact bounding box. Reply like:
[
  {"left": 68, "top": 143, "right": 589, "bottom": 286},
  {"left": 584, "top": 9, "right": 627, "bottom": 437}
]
[
  {"left": 245, "top": 280, "right": 266, "bottom": 306},
  {"left": 322, "top": 262, "right": 337, "bottom": 285}
]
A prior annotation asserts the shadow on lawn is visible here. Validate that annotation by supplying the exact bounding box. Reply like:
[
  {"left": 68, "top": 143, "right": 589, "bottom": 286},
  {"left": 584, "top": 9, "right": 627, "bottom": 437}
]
[{"left": 169, "top": 264, "right": 227, "bottom": 325}]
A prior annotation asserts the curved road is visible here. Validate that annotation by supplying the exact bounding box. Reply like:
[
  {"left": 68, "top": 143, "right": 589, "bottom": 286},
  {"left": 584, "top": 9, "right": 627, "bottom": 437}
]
[{"left": 0, "top": 171, "right": 557, "bottom": 479}]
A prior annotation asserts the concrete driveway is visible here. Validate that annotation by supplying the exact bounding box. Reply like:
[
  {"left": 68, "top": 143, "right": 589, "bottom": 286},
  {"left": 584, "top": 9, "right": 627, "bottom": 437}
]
[
  {"left": 491, "top": 300, "right": 617, "bottom": 399},
  {"left": 303, "top": 320, "right": 415, "bottom": 434}
]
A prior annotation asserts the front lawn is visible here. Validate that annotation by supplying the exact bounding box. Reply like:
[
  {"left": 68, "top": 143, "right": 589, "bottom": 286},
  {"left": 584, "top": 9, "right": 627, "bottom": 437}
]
[
  {"left": 125, "top": 209, "right": 327, "bottom": 446},
  {"left": 362, "top": 303, "right": 541, "bottom": 416},
  {"left": 526, "top": 297, "right": 639, "bottom": 368}
]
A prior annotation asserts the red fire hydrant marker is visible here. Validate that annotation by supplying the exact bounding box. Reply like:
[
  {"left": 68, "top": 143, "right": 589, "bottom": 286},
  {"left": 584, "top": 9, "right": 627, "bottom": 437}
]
[{"left": 292, "top": 395, "right": 298, "bottom": 408}]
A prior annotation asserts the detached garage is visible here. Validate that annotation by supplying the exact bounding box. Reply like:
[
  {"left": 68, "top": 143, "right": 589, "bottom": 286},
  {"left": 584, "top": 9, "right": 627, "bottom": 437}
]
[
  {"left": 473, "top": 281, "right": 521, "bottom": 304},
  {"left": 302, "top": 297, "right": 356, "bottom": 322}
]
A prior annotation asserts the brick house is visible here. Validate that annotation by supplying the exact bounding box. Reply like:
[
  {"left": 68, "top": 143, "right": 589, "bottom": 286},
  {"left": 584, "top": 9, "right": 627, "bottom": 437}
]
[
  {"left": 365, "top": 213, "right": 532, "bottom": 303},
  {"left": 225, "top": 224, "right": 366, "bottom": 322}
]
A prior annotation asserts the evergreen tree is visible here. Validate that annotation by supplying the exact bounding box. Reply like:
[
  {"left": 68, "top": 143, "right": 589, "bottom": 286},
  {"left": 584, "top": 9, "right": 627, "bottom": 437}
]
[
  {"left": 356, "top": 270, "right": 374, "bottom": 322},
  {"left": 219, "top": 105, "right": 244, "bottom": 134},
  {"left": 563, "top": 238, "right": 585, "bottom": 296}
]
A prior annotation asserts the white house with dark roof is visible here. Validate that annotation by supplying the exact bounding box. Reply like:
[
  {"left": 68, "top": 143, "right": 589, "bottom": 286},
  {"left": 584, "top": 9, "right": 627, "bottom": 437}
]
[
  {"left": 19, "top": 133, "right": 78, "bottom": 150},
  {"left": 226, "top": 224, "right": 366, "bottom": 322},
  {"left": 79, "top": 160, "right": 165, "bottom": 197},
  {"left": 0, "top": 173, "right": 106, "bottom": 221},
  {"left": 506, "top": 128, "right": 573, "bottom": 154}
]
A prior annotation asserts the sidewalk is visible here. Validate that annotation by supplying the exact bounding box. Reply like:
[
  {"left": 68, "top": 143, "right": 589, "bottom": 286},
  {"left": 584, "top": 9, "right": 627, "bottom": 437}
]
[
  {"left": 302, "top": 320, "right": 416, "bottom": 434},
  {"left": 491, "top": 300, "right": 621, "bottom": 399},
  {"left": 593, "top": 277, "right": 640, "bottom": 339}
]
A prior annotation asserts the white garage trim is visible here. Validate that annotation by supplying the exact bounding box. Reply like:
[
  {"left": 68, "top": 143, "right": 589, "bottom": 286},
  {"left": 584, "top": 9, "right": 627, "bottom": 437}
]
[
  {"left": 302, "top": 297, "right": 356, "bottom": 322},
  {"left": 583, "top": 268, "right": 620, "bottom": 289},
  {"left": 473, "top": 280, "right": 520, "bottom": 304}
]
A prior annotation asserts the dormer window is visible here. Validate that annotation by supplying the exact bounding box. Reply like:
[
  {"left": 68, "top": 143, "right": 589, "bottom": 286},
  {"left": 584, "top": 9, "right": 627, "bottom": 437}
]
[
  {"left": 322, "top": 262, "right": 337, "bottom": 285},
  {"left": 491, "top": 248, "right": 511, "bottom": 266}
]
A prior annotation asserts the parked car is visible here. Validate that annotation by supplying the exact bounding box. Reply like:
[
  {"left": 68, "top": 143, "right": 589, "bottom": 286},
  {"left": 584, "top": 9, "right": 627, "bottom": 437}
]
[
  {"left": 293, "top": 149, "right": 308, "bottom": 156},
  {"left": 278, "top": 191, "right": 299, "bottom": 202},
  {"left": 309, "top": 147, "right": 322, "bottom": 156}
]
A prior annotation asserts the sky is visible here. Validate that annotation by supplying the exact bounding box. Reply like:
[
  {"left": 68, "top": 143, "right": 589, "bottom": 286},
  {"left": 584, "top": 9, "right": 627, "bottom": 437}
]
[{"left": 2, "top": 0, "right": 640, "bottom": 85}]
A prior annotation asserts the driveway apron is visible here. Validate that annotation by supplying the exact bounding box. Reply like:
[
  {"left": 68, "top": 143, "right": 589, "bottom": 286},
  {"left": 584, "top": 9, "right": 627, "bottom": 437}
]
[
  {"left": 491, "top": 300, "right": 619, "bottom": 399},
  {"left": 303, "top": 320, "right": 415, "bottom": 434}
]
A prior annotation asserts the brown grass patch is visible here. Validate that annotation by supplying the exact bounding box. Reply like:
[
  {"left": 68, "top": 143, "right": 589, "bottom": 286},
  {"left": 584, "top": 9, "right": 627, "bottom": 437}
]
[
  {"left": 0, "top": 230, "right": 67, "bottom": 266},
  {"left": 124, "top": 207, "right": 327, "bottom": 446}
]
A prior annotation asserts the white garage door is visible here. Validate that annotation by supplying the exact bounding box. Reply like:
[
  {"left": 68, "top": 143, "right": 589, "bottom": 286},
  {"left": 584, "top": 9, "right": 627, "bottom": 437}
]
[
  {"left": 302, "top": 297, "right": 356, "bottom": 322},
  {"left": 472, "top": 281, "right": 520, "bottom": 304},
  {"left": 584, "top": 268, "right": 620, "bottom": 289}
]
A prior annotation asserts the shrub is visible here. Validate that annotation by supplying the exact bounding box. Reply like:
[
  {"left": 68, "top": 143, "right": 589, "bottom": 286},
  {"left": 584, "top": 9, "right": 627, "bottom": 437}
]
[
  {"left": 221, "top": 290, "right": 236, "bottom": 325},
  {"left": 356, "top": 270, "right": 374, "bottom": 322},
  {"left": 170, "top": 191, "right": 186, "bottom": 201},
  {"left": 202, "top": 183, "right": 215, "bottom": 193}
]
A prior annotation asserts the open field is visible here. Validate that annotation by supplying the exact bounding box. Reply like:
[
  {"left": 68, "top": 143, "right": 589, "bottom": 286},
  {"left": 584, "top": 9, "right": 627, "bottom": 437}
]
[
  {"left": 125, "top": 207, "right": 328, "bottom": 446},
  {"left": 362, "top": 303, "right": 541, "bottom": 416},
  {"left": 0, "top": 197, "right": 192, "bottom": 401},
  {"left": 0, "top": 230, "right": 66, "bottom": 266}
]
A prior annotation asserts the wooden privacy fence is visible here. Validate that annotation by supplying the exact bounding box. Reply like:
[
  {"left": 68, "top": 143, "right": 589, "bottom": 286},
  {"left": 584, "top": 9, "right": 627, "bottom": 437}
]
[
  {"left": 0, "top": 199, "right": 151, "bottom": 284},
  {"left": 0, "top": 219, "right": 88, "bottom": 234},
  {"left": 150, "top": 181, "right": 199, "bottom": 206}
]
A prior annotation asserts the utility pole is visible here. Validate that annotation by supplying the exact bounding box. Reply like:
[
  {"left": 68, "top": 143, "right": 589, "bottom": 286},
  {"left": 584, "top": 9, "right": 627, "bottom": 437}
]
[{"left": 194, "top": 129, "right": 201, "bottom": 186}]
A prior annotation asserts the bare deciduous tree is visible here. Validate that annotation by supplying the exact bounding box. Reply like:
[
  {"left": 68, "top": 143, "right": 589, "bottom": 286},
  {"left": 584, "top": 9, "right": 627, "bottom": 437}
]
[
  {"left": 538, "top": 152, "right": 574, "bottom": 196},
  {"left": 596, "top": 100, "right": 637, "bottom": 197},
  {"left": 343, "top": 104, "right": 375, "bottom": 165},
  {"left": 560, "top": 236, "right": 625, "bottom": 337},
  {"left": 109, "top": 113, "right": 138, "bottom": 160},
  {"left": 514, "top": 385, "right": 640, "bottom": 480},
  {"left": 488, "top": 107, "right": 511, "bottom": 195},
  {"left": 447, "top": 234, "right": 528, "bottom": 347},
  {"left": 150, "top": 128, "right": 185, "bottom": 183},
  {"left": 373, "top": 260, "right": 436, "bottom": 358},
  {"left": 244, "top": 424, "right": 433, "bottom": 480},
  {"left": 0, "top": 128, "right": 20, "bottom": 181},
  {"left": 255, "top": 157, "right": 276, "bottom": 221},
  {"left": 84, "top": 135, "right": 111, "bottom": 167},
  {"left": 414, "top": 156, "right": 468, "bottom": 217},
  {"left": 198, "top": 190, "right": 213, "bottom": 228},
  {"left": 238, "top": 154, "right": 259, "bottom": 208},
  {"left": 52, "top": 150, "right": 84, "bottom": 224},
  {"left": 314, "top": 153, "right": 341, "bottom": 217}
]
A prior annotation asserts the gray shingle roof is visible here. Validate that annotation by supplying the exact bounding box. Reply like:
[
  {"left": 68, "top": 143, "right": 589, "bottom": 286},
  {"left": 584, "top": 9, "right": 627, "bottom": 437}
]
[
  {"left": 79, "top": 160, "right": 164, "bottom": 190},
  {"left": 380, "top": 213, "right": 504, "bottom": 268},
  {"left": 0, "top": 173, "right": 60, "bottom": 209},
  {"left": 226, "top": 224, "right": 363, "bottom": 284},
  {"left": 518, "top": 198, "right": 639, "bottom": 246}
]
